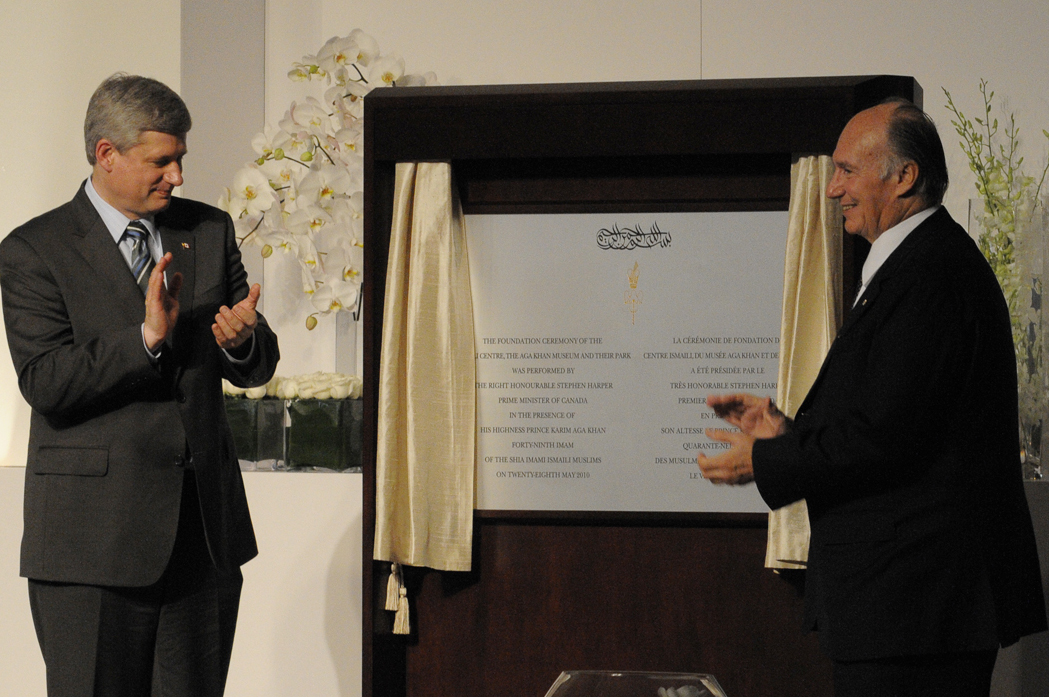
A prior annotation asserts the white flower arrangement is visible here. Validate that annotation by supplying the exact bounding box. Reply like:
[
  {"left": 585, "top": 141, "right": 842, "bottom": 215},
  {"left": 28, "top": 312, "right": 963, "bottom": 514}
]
[
  {"left": 223, "top": 372, "right": 363, "bottom": 400},
  {"left": 219, "top": 29, "right": 437, "bottom": 329}
]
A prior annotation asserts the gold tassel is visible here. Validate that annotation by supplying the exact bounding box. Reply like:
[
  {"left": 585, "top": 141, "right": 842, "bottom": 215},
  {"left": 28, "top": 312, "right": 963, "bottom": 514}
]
[
  {"left": 393, "top": 585, "right": 410, "bottom": 635},
  {"left": 385, "top": 563, "right": 401, "bottom": 611}
]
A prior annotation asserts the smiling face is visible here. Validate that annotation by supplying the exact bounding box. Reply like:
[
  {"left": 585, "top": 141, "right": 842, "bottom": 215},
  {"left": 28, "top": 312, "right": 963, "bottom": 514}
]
[
  {"left": 92, "top": 130, "right": 186, "bottom": 220},
  {"left": 826, "top": 104, "right": 920, "bottom": 244}
]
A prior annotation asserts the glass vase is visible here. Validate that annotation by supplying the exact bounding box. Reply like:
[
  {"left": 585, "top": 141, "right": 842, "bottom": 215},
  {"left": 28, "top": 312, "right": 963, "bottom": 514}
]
[
  {"left": 971, "top": 197, "right": 1049, "bottom": 479},
  {"left": 286, "top": 398, "right": 363, "bottom": 472}
]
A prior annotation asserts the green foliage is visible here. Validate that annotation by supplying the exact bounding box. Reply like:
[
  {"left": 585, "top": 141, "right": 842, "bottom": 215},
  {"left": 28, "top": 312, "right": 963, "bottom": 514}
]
[
  {"left": 945, "top": 80, "right": 1049, "bottom": 468},
  {"left": 944, "top": 80, "right": 1049, "bottom": 352}
]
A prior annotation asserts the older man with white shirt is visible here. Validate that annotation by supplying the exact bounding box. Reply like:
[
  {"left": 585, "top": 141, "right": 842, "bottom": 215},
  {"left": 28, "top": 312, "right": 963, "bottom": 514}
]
[{"left": 697, "top": 100, "right": 1046, "bottom": 697}]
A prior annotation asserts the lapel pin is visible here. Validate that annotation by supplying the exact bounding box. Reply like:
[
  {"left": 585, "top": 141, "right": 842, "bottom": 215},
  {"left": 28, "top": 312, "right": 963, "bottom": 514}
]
[{"left": 181, "top": 242, "right": 191, "bottom": 249}]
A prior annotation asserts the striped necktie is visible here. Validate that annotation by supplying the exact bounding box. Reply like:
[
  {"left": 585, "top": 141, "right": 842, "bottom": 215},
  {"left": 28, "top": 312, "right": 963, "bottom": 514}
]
[{"left": 124, "top": 220, "right": 155, "bottom": 295}]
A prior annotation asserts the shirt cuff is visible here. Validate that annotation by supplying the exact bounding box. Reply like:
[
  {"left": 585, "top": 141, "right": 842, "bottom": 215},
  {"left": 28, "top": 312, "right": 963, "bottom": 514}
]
[
  {"left": 223, "top": 333, "right": 256, "bottom": 364},
  {"left": 141, "top": 324, "right": 161, "bottom": 362}
]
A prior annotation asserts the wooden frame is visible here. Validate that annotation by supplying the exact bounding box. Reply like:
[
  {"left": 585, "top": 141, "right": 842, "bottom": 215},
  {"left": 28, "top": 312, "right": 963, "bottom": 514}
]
[{"left": 363, "top": 75, "right": 921, "bottom": 697}]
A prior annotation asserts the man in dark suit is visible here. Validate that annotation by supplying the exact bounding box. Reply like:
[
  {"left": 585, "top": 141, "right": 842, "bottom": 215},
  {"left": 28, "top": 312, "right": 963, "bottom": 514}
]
[
  {"left": 697, "top": 100, "right": 1045, "bottom": 696},
  {"left": 0, "top": 74, "right": 279, "bottom": 696}
]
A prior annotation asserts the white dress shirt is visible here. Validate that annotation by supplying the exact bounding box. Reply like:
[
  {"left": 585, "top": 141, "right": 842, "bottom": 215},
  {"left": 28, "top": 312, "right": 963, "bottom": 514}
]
[{"left": 854, "top": 206, "right": 939, "bottom": 306}]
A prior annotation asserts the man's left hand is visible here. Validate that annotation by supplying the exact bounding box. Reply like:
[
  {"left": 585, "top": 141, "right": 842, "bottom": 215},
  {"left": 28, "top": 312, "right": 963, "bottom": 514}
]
[
  {"left": 697, "top": 428, "right": 756, "bottom": 485},
  {"left": 213, "top": 283, "right": 261, "bottom": 350}
]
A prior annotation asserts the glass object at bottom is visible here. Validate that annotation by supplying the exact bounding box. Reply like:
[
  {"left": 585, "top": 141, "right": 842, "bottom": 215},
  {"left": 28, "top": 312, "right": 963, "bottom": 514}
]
[{"left": 543, "top": 671, "right": 728, "bottom": 697}]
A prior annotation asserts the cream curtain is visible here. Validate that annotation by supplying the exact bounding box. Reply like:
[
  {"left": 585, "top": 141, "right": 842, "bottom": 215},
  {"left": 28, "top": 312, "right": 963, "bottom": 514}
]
[
  {"left": 374, "top": 163, "right": 476, "bottom": 580},
  {"left": 765, "top": 155, "right": 842, "bottom": 570}
]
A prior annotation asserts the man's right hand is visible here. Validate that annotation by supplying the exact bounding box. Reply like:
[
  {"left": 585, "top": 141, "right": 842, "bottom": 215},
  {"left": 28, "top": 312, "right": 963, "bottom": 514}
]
[
  {"left": 143, "top": 252, "right": 183, "bottom": 352},
  {"left": 706, "top": 393, "right": 788, "bottom": 439}
]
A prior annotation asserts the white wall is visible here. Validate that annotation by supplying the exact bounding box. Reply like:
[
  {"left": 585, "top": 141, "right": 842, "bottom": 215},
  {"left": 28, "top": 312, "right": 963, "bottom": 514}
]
[
  {"left": 0, "top": 0, "right": 180, "bottom": 468},
  {"left": 230, "top": 473, "right": 364, "bottom": 697},
  {"left": 316, "top": 0, "right": 1049, "bottom": 224},
  {"left": 0, "top": 5, "right": 179, "bottom": 690},
  {"left": 0, "top": 4, "right": 179, "bottom": 689}
]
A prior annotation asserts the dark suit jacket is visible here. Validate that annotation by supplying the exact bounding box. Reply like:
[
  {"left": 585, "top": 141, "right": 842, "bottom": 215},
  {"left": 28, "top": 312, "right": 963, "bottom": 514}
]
[
  {"left": 0, "top": 183, "right": 279, "bottom": 587},
  {"left": 753, "top": 207, "right": 1046, "bottom": 661}
]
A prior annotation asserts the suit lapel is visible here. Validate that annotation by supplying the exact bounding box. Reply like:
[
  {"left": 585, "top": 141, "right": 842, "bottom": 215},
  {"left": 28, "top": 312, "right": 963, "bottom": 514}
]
[
  {"left": 795, "top": 208, "right": 947, "bottom": 413},
  {"left": 156, "top": 211, "right": 196, "bottom": 388},
  {"left": 68, "top": 187, "right": 148, "bottom": 318},
  {"left": 835, "top": 208, "right": 947, "bottom": 339},
  {"left": 158, "top": 222, "right": 196, "bottom": 314}
]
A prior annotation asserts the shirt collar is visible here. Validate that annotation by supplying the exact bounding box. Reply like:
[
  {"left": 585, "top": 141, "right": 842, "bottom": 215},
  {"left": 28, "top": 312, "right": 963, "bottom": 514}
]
[
  {"left": 84, "top": 177, "right": 158, "bottom": 244},
  {"left": 860, "top": 205, "right": 939, "bottom": 289}
]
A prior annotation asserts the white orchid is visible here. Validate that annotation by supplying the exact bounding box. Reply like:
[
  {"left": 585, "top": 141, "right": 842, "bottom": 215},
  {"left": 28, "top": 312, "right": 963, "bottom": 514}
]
[
  {"left": 326, "top": 80, "right": 370, "bottom": 119},
  {"left": 330, "top": 192, "right": 364, "bottom": 238},
  {"left": 221, "top": 29, "right": 436, "bottom": 329},
  {"left": 257, "top": 158, "right": 300, "bottom": 196},
  {"left": 224, "top": 168, "right": 278, "bottom": 220},
  {"left": 298, "top": 164, "right": 355, "bottom": 210},
  {"left": 316, "top": 35, "right": 360, "bottom": 76},
  {"left": 370, "top": 55, "right": 405, "bottom": 87},
  {"left": 279, "top": 98, "right": 333, "bottom": 140},
  {"left": 288, "top": 62, "right": 317, "bottom": 82},
  {"left": 229, "top": 210, "right": 265, "bottom": 243},
  {"left": 251, "top": 125, "right": 288, "bottom": 160},
  {"left": 318, "top": 226, "right": 364, "bottom": 284},
  {"left": 310, "top": 277, "right": 360, "bottom": 315},
  {"left": 251, "top": 224, "right": 300, "bottom": 259},
  {"left": 398, "top": 71, "right": 440, "bottom": 88},
  {"left": 348, "top": 29, "right": 379, "bottom": 66},
  {"left": 329, "top": 125, "right": 363, "bottom": 163}
]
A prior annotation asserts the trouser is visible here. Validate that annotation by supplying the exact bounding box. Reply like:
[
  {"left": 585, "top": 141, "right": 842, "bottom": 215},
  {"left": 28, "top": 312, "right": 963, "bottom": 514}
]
[
  {"left": 832, "top": 648, "right": 998, "bottom": 697},
  {"left": 28, "top": 471, "right": 244, "bottom": 697}
]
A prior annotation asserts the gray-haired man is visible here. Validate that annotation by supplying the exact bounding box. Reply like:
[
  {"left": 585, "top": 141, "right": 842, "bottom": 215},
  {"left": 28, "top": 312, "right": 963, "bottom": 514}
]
[{"left": 0, "top": 73, "right": 279, "bottom": 696}]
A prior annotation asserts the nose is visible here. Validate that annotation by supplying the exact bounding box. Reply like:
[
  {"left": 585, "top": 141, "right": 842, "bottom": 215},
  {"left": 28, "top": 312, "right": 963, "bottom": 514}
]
[
  {"left": 826, "top": 168, "right": 844, "bottom": 199},
  {"left": 164, "top": 162, "right": 183, "bottom": 188}
]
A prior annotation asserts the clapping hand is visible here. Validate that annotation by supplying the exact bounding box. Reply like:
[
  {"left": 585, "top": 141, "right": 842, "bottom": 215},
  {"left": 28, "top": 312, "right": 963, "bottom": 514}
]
[
  {"left": 697, "top": 393, "right": 787, "bottom": 486},
  {"left": 143, "top": 253, "right": 182, "bottom": 352},
  {"left": 212, "top": 284, "right": 261, "bottom": 351},
  {"left": 706, "top": 393, "right": 788, "bottom": 438}
]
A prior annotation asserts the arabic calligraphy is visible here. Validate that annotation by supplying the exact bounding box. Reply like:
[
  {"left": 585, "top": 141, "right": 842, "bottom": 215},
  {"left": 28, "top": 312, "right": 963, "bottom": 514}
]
[{"left": 596, "top": 222, "right": 672, "bottom": 250}]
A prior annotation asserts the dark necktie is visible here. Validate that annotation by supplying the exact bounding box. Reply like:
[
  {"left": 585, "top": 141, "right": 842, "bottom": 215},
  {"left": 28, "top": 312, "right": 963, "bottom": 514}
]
[{"left": 124, "top": 220, "right": 155, "bottom": 295}]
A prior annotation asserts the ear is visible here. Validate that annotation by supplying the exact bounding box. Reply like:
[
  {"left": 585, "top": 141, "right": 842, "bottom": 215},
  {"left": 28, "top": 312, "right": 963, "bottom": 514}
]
[
  {"left": 894, "top": 161, "right": 919, "bottom": 198},
  {"left": 94, "top": 139, "right": 119, "bottom": 173}
]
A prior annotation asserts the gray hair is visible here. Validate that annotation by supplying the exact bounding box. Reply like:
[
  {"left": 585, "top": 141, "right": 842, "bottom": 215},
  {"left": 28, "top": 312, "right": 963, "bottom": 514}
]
[
  {"left": 84, "top": 73, "right": 192, "bottom": 165},
  {"left": 879, "top": 98, "right": 949, "bottom": 206}
]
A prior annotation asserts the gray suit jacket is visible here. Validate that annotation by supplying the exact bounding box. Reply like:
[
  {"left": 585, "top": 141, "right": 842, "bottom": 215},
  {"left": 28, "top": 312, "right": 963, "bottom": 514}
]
[{"left": 0, "top": 183, "right": 279, "bottom": 586}]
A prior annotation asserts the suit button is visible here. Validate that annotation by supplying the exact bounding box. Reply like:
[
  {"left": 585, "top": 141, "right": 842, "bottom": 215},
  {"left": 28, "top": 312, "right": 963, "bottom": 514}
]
[
  {"left": 175, "top": 389, "right": 186, "bottom": 403},
  {"left": 174, "top": 455, "right": 185, "bottom": 468}
]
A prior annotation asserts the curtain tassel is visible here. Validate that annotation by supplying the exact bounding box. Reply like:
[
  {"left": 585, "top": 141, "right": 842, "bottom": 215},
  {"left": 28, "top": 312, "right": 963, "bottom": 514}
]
[
  {"left": 385, "top": 563, "right": 402, "bottom": 611},
  {"left": 386, "top": 563, "right": 410, "bottom": 635},
  {"left": 393, "top": 585, "right": 411, "bottom": 635}
]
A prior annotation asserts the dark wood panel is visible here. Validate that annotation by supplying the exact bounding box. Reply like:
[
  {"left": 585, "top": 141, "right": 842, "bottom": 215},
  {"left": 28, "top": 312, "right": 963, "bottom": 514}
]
[
  {"left": 456, "top": 154, "right": 791, "bottom": 214},
  {"left": 365, "top": 76, "right": 920, "bottom": 162},
  {"left": 390, "top": 520, "right": 831, "bottom": 697},
  {"left": 363, "top": 76, "right": 922, "bottom": 697}
]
